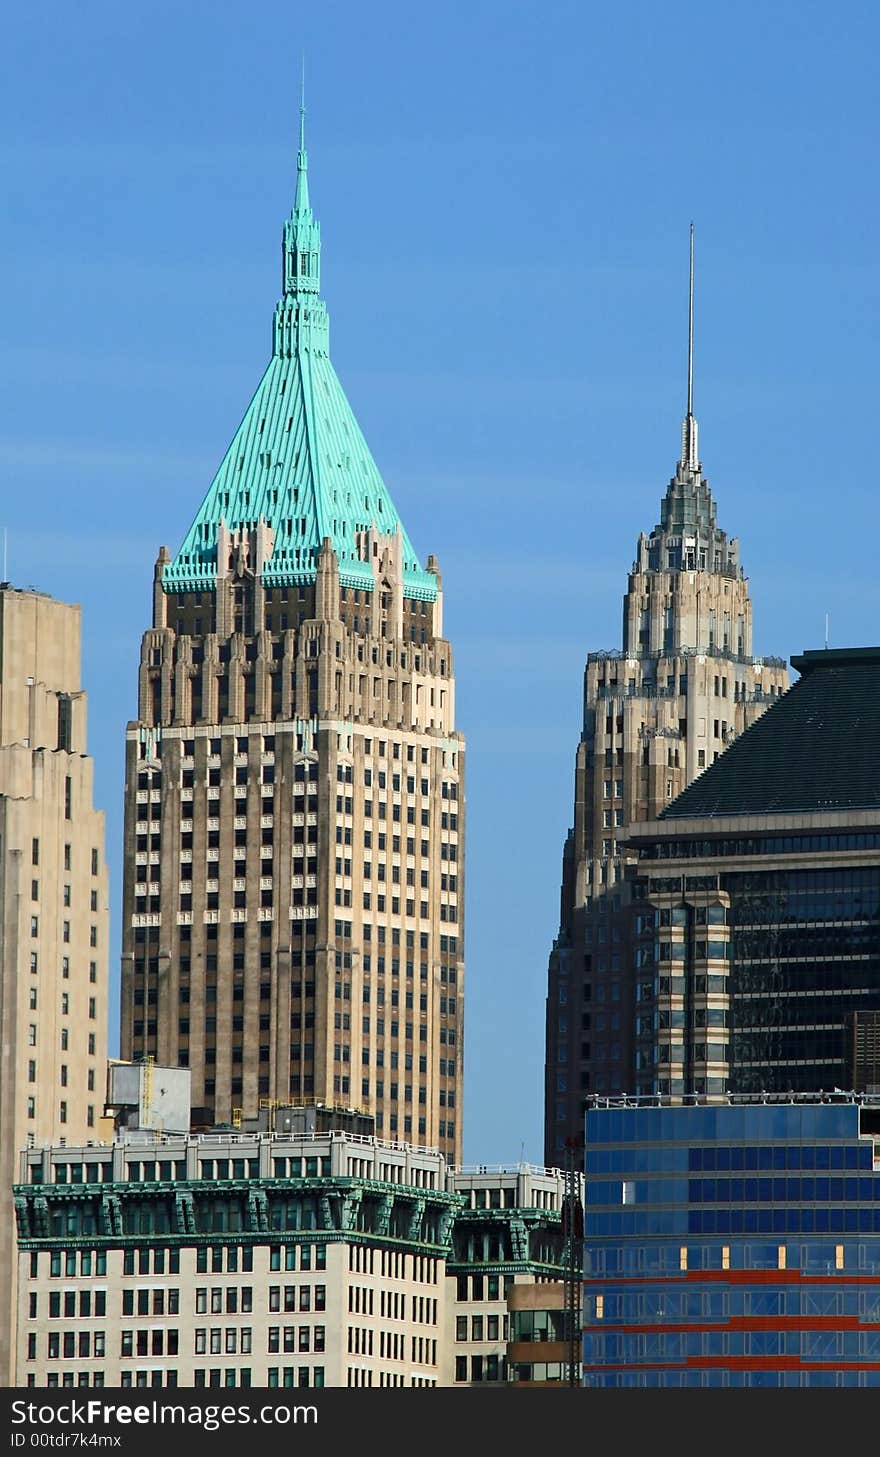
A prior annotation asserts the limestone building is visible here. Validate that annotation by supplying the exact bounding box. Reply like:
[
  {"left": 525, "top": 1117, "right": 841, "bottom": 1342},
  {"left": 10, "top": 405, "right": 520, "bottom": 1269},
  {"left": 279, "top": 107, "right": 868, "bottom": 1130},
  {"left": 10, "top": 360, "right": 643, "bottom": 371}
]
[
  {"left": 0, "top": 585, "right": 109, "bottom": 1381},
  {"left": 13, "top": 1129, "right": 571, "bottom": 1388},
  {"left": 544, "top": 234, "right": 788, "bottom": 1164},
  {"left": 120, "top": 114, "right": 464, "bottom": 1160}
]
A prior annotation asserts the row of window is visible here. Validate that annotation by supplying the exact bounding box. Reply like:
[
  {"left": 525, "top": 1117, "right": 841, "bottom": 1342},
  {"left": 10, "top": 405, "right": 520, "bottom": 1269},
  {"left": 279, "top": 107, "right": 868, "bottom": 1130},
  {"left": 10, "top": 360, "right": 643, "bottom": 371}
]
[
  {"left": 454, "top": 1274, "right": 507, "bottom": 1302},
  {"left": 588, "top": 1208, "right": 880, "bottom": 1235},
  {"left": 264, "top": 1326, "right": 325, "bottom": 1354},
  {"left": 25, "top": 1099, "right": 95, "bottom": 1125},
  {"left": 33, "top": 1333, "right": 109, "bottom": 1360},
  {"left": 39, "top": 1291, "right": 107, "bottom": 1318},
  {"left": 28, "top": 957, "right": 99, "bottom": 987},
  {"left": 30, "top": 916, "right": 99, "bottom": 949},
  {"left": 30, "top": 840, "right": 100, "bottom": 875},
  {"left": 588, "top": 1238, "right": 877, "bottom": 1275},
  {"left": 30, "top": 880, "right": 100, "bottom": 912},
  {"left": 146, "top": 729, "right": 447, "bottom": 769},
  {"left": 27, "top": 1061, "right": 95, "bottom": 1091},
  {"left": 265, "top": 1367, "right": 324, "bottom": 1388},
  {"left": 587, "top": 1331, "right": 880, "bottom": 1360},
  {"left": 591, "top": 1287, "right": 880, "bottom": 1320},
  {"left": 346, "top": 890, "right": 459, "bottom": 921},
  {"left": 27, "top": 1368, "right": 325, "bottom": 1390},
  {"left": 267, "top": 1286, "right": 326, "bottom": 1313},
  {"left": 455, "top": 1314, "right": 508, "bottom": 1342},
  {"left": 454, "top": 1354, "right": 506, "bottom": 1382}
]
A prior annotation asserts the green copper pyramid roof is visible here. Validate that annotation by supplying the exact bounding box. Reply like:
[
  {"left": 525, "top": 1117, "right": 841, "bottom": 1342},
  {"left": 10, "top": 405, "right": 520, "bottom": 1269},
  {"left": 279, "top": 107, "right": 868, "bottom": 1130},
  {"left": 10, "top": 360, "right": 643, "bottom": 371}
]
[{"left": 164, "top": 116, "right": 437, "bottom": 601}]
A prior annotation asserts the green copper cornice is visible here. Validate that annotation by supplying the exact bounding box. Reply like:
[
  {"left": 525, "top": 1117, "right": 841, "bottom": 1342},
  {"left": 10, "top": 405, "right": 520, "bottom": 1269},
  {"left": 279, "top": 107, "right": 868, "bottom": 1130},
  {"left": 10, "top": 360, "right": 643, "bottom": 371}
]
[{"left": 164, "top": 114, "right": 437, "bottom": 602}]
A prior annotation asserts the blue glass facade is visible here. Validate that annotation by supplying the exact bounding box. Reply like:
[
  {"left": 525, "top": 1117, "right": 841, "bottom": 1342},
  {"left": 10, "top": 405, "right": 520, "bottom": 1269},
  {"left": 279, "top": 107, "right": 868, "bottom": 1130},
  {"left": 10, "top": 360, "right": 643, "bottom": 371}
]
[{"left": 583, "top": 1098, "right": 880, "bottom": 1387}]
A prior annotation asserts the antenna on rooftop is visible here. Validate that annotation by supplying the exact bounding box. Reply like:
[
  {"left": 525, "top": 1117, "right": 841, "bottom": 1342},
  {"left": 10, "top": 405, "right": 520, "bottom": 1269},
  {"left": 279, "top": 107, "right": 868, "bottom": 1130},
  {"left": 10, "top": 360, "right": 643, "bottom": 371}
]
[
  {"left": 687, "top": 222, "right": 695, "bottom": 420},
  {"left": 679, "top": 224, "right": 700, "bottom": 473},
  {"left": 825, "top": 613, "right": 829, "bottom": 650}
]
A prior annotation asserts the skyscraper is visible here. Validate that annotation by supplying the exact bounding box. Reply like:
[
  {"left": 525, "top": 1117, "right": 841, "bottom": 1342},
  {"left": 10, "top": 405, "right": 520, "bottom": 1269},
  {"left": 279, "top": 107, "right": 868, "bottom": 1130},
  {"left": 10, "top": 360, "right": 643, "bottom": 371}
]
[
  {"left": 0, "top": 585, "right": 109, "bottom": 1382},
  {"left": 625, "top": 646, "right": 880, "bottom": 1096},
  {"left": 120, "top": 112, "right": 464, "bottom": 1161},
  {"left": 544, "top": 232, "right": 788, "bottom": 1165}
]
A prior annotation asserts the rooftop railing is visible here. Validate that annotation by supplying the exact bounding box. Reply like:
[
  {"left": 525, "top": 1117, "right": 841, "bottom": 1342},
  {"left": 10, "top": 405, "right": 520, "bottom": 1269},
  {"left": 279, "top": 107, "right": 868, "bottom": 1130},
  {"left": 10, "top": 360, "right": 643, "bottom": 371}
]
[{"left": 585, "top": 1089, "right": 876, "bottom": 1109}]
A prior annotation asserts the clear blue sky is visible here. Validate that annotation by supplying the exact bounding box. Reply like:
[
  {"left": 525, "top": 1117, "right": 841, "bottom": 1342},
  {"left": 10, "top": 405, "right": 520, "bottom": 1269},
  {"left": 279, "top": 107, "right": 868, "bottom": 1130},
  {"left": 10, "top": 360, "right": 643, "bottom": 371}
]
[{"left": 3, "top": 1, "right": 880, "bottom": 1165}]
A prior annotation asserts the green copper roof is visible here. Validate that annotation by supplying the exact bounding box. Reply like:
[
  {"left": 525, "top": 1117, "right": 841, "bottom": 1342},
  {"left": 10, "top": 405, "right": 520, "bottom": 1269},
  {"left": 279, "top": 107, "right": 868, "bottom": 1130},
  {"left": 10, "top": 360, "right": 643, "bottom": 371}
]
[{"left": 164, "top": 115, "right": 437, "bottom": 601}]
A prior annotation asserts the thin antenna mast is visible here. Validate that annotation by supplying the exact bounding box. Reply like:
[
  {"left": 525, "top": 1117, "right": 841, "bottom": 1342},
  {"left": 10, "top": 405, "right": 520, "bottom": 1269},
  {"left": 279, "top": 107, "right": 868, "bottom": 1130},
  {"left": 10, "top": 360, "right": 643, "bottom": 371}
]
[
  {"left": 680, "top": 224, "right": 699, "bottom": 473},
  {"left": 300, "top": 56, "right": 306, "bottom": 150},
  {"left": 688, "top": 221, "right": 695, "bottom": 420}
]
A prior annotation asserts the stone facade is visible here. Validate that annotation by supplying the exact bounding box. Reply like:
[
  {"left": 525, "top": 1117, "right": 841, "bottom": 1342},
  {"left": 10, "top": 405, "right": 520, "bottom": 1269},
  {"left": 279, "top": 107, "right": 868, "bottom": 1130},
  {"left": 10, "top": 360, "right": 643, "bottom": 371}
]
[
  {"left": 445, "top": 1165, "right": 573, "bottom": 1385},
  {"left": 122, "top": 541, "right": 463, "bottom": 1158},
  {"left": 13, "top": 1132, "right": 569, "bottom": 1388},
  {"left": 120, "top": 123, "right": 464, "bottom": 1162},
  {"left": 544, "top": 402, "right": 788, "bottom": 1163},
  {"left": 0, "top": 586, "right": 109, "bottom": 1381}
]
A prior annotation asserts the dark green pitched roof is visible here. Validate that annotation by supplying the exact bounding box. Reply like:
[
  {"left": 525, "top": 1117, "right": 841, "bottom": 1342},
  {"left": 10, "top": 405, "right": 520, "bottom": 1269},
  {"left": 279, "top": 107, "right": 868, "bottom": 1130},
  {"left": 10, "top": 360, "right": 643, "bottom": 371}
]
[{"left": 662, "top": 647, "right": 880, "bottom": 819}]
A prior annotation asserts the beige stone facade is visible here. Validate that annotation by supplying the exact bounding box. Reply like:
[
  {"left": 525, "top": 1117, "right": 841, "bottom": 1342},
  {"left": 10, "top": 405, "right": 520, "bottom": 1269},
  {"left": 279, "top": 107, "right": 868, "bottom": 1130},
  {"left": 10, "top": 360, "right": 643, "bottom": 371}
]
[
  {"left": 506, "top": 1281, "right": 568, "bottom": 1385},
  {"left": 545, "top": 417, "right": 788, "bottom": 1163},
  {"left": 445, "top": 1166, "right": 571, "bottom": 1385},
  {"left": 0, "top": 587, "right": 109, "bottom": 1381},
  {"left": 14, "top": 1132, "right": 568, "bottom": 1389},
  {"left": 121, "top": 534, "right": 464, "bottom": 1162}
]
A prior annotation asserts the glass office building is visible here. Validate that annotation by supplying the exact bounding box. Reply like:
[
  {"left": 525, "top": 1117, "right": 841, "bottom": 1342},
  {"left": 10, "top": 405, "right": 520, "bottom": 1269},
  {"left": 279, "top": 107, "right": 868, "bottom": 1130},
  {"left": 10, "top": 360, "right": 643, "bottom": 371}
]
[
  {"left": 624, "top": 648, "right": 880, "bottom": 1098},
  {"left": 583, "top": 1094, "right": 880, "bottom": 1387}
]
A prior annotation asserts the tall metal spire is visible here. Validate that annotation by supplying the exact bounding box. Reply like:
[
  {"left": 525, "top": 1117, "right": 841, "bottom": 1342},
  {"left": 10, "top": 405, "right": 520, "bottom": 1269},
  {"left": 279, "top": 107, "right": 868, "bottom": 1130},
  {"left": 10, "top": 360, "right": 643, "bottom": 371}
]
[
  {"left": 295, "top": 60, "right": 309, "bottom": 215},
  {"left": 680, "top": 222, "right": 700, "bottom": 474},
  {"left": 687, "top": 222, "right": 695, "bottom": 417},
  {"left": 282, "top": 65, "right": 320, "bottom": 304}
]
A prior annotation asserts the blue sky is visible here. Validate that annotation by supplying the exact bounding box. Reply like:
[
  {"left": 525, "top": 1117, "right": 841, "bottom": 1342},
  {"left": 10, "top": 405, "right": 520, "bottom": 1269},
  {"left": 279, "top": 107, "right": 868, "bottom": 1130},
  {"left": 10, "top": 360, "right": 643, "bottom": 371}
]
[{"left": 3, "top": 1, "right": 880, "bottom": 1164}]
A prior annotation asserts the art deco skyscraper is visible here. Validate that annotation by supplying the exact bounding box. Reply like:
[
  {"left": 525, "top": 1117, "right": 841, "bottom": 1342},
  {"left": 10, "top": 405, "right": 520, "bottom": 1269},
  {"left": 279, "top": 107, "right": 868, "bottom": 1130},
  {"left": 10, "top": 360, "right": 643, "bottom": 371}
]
[
  {"left": 544, "top": 231, "right": 788, "bottom": 1165},
  {"left": 120, "top": 114, "right": 465, "bottom": 1161},
  {"left": 0, "top": 585, "right": 109, "bottom": 1381}
]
